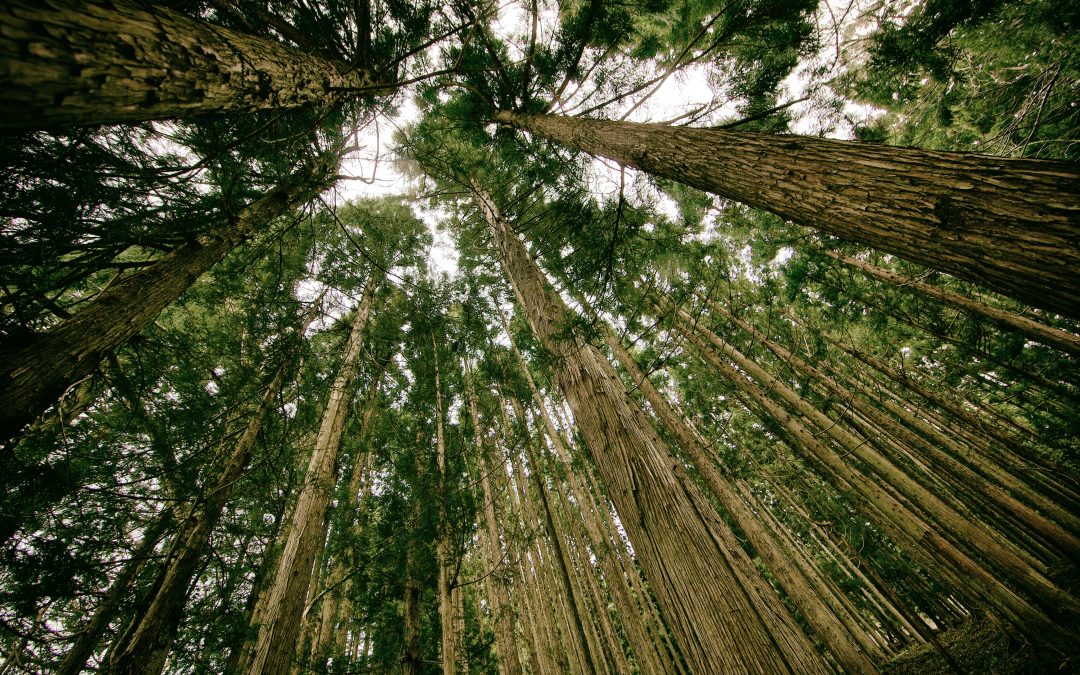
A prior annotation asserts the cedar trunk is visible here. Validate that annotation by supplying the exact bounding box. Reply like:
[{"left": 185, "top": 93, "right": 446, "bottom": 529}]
[
  {"left": 496, "top": 111, "right": 1080, "bottom": 319},
  {"left": 0, "top": 0, "right": 378, "bottom": 129},
  {"left": 109, "top": 362, "right": 294, "bottom": 675},
  {"left": 244, "top": 278, "right": 377, "bottom": 675},
  {"left": 0, "top": 154, "right": 337, "bottom": 450},
  {"left": 474, "top": 184, "right": 829, "bottom": 674}
]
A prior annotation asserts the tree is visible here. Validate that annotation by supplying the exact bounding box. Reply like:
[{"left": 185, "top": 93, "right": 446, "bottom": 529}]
[
  {"left": 0, "top": 0, "right": 382, "bottom": 129},
  {"left": 473, "top": 182, "right": 830, "bottom": 674},
  {"left": 0, "top": 148, "right": 341, "bottom": 450},
  {"left": 494, "top": 110, "right": 1080, "bottom": 319}
]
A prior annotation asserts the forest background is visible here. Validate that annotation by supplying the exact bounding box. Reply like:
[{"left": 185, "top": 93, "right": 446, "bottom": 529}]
[{"left": 0, "top": 0, "right": 1078, "bottom": 673}]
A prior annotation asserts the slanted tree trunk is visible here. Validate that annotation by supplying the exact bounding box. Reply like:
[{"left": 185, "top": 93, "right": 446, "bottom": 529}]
[
  {"left": 57, "top": 507, "right": 175, "bottom": 675},
  {"left": 495, "top": 111, "right": 1080, "bottom": 319},
  {"left": 824, "top": 251, "right": 1080, "bottom": 356},
  {"left": 244, "top": 276, "right": 378, "bottom": 675},
  {"left": 0, "top": 153, "right": 339, "bottom": 450},
  {"left": 0, "top": 0, "right": 380, "bottom": 130},
  {"left": 497, "top": 325, "right": 679, "bottom": 674},
  {"left": 666, "top": 300, "right": 1080, "bottom": 647},
  {"left": 110, "top": 372, "right": 290, "bottom": 675},
  {"left": 316, "top": 376, "right": 384, "bottom": 661},
  {"left": 591, "top": 308, "right": 882, "bottom": 674},
  {"left": 473, "top": 183, "right": 830, "bottom": 674},
  {"left": 109, "top": 298, "right": 321, "bottom": 675}
]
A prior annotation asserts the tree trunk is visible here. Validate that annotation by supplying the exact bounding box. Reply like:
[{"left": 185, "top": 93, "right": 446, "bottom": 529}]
[
  {"left": 498, "top": 328, "right": 679, "bottom": 674},
  {"left": 433, "top": 335, "right": 460, "bottom": 675},
  {"left": 464, "top": 362, "right": 525, "bottom": 675},
  {"left": 594, "top": 310, "right": 883, "bottom": 673},
  {"left": 495, "top": 111, "right": 1080, "bottom": 319},
  {"left": 474, "top": 183, "right": 830, "bottom": 674},
  {"left": 824, "top": 251, "right": 1080, "bottom": 356},
  {"left": 57, "top": 507, "right": 174, "bottom": 675},
  {"left": 0, "top": 0, "right": 380, "bottom": 130},
  {"left": 318, "top": 377, "right": 383, "bottom": 661},
  {"left": 110, "top": 368, "right": 293, "bottom": 675},
  {"left": 506, "top": 397, "right": 603, "bottom": 674},
  {"left": 668, "top": 304, "right": 1079, "bottom": 647},
  {"left": 0, "top": 153, "right": 338, "bottom": 451},
  {"left": 244, "top": 277, "right": 378, "bottom": 675}
]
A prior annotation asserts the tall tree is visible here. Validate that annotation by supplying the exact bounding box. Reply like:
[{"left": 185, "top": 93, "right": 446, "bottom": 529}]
[
  {"left": 244, "top": 276, "right": 379, "bottom": 675},
  {"left": 0, "top": 0, "right": 382, "bottom": 129},
  {"left": 494, "top": 111, "right": 1080, "bottom": 319},
  {"left": 473, "top": 183, "right": 830, "bottom": 674},
  {"left": 0, "top": 148, "right": 340, "bottom": 450}
]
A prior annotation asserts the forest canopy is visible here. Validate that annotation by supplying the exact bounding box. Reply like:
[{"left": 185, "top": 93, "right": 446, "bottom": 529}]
[{"left": 0, "top": 0, "right": 1078, "bottom": 673}]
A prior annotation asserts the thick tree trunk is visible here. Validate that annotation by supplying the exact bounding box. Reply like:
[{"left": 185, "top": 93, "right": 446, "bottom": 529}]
[
  {"left": 498, "top": 329, "right": 678, "bottom": 674},
  {"left": 668, "top": 304, "right": 1079, "bottom": 647},
  {"left": 594, "top": 311, "right": 883, "bottom": 674},
  {"left": 825, "top": 251, "right": 1080, "bottom": 356},
  {"left": 244, "top": 277, "right": 378, "bottom": 675},
  {"left": 0, "top": 0, "right": 380, "bottom": 130},
  {"left": 495, "top": 111, "right": 1080, "bottom": 319},
  {"left": 0, "top": 153, "right": 338, "bottom": 451},
  {"left": 474, "top": 184, "right": 830, "bottom": 674}
]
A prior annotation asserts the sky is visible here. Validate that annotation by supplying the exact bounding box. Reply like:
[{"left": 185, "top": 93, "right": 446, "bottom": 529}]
[{"left": 328, "top": 0, "right": 883, "bottom": 281}]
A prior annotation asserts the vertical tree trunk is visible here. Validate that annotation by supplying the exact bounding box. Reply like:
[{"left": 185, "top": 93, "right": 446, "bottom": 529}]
[
  {"left": 505, "top": 397, "right": 603, "bottom": 674},
  {"left": 432, "top": 335, "right": 460, "bottom": 675},
  {"left": 495, "top": 111, "right": 1080, "bottom": 319},
  {"left": 473, "top": 184, "right": 830, "bottom": 674},
  {"left": 244, "top": 277, "right": 378, "bottom": 675},
  {"left": 0, "top": 0, "right": 380, "bottom": 130},
  {"left": 464, "top": 362, "right": 524, "bottom": 675},
  {"left": 0, "top": 153, "right": 338, "bottom": 450},
  {"left": 317, "top": 377, "right": 383, "bottom": 661}
]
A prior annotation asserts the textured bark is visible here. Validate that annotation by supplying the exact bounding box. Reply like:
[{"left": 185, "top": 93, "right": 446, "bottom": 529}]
[
  {"left": 0, "top": 153, "right": 338, "bottom": 450},
  {"left": 433, "top": 338, "right": 459, "bottom": 675},
  {"left": 244, "top": 278, "right": 377, "bottom": 675},
  {"left": 669, "top": 301, "right": 1078, "bottom": 612},
  {"left": 670, "top": 307, "right": 1078, "bottom": 646},
  {"left": 499, "top": 331, "right": 677, "bottom": 674},
  {"left": 496, "top": 111, "right": 1080, "bottom": 319},
  {"left": 57, "top": 508, "right": 174, "bottom": 675},
  {"left": 317, "top": 380, "right": 382, "bottom": 661},
  {"left": 708, "top": 300, "right": 1080, "bottom": 561},
  {"left": 826, "top": 252, "right": 1080, "bottom": 357},
  {"left": 0, "top": 0, "right": 380, "bottom": 130},
  {"left": 507, "top": 398, "right": 603, "bottom": 674},
  {"left": 475, "top": 184, "right": 830, "bottom": 674},
  {"left": 595, "top": 313, "right": 882, "bottom": 674}
]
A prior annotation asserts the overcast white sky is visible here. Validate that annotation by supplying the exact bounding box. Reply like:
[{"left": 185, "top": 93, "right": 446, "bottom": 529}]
[{"left": 328, "top": 0, "right": 882, "bottom": 279}]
